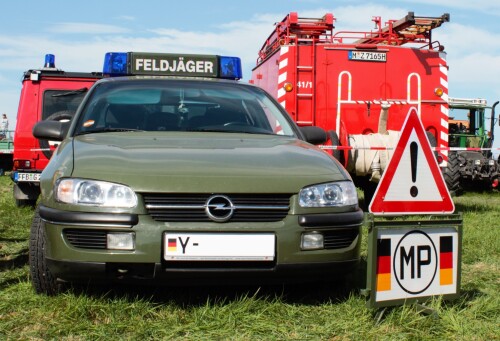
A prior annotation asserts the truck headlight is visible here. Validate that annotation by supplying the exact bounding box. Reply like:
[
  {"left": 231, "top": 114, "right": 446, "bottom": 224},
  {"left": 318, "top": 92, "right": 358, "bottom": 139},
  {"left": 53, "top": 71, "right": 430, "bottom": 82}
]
[
  {"left": 299, "top": 181, "right": 358, "bottom": 207},
  {"left": 55, "top": 178, "right": 137, "bottom": 208}
]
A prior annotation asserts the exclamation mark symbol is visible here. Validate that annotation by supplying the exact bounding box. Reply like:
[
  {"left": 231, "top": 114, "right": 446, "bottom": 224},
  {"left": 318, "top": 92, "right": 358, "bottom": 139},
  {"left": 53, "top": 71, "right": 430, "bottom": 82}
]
[{"left": 410, "top": 142, "right": 418, "bottom": 197}]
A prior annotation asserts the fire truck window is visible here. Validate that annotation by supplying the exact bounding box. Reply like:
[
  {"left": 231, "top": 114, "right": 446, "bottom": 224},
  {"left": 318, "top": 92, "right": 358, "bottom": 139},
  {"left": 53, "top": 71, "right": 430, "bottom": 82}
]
[{"left": 43, "top": 90, "right": 86, "bottom": 120}]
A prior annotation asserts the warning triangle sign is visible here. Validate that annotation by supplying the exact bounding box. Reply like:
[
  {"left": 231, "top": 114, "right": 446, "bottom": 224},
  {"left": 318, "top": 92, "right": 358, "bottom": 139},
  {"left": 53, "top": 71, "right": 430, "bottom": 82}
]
[{"left": 369, "top": 108, "right": 455, "bottom": 215}]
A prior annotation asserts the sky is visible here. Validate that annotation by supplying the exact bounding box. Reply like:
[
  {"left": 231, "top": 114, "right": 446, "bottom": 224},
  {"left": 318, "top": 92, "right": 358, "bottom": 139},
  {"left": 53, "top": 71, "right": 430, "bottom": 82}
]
[{"left": 1, "top": 0, "right": 499, "bottom": 152}]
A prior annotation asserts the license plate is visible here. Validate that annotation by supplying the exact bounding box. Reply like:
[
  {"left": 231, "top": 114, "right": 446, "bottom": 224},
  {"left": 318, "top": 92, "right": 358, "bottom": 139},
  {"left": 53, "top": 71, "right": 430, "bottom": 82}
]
[
  {"left": 164, "top": 233, "right": 275, "bottom": 261},
  {"left": 15, "top": 172, "right": 41, "bottom": 182},
  {"left": 348, "top": 51, "right": 387, "bottom": 62}
]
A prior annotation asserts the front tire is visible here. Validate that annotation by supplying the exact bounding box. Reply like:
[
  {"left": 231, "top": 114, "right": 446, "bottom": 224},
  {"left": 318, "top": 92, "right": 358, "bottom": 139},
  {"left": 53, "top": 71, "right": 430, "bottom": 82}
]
[{"left": 29, "top": 206, "right": 61, "bottom": 295}]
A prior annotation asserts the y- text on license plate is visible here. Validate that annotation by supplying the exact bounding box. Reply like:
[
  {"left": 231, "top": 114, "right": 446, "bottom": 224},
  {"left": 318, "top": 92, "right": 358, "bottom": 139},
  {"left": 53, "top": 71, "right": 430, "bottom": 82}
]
[
  {"left": 348, "top": 51, "right": 387, "bottom": 62},
  {"left": 15, "top": 172, "right": 41, "bottom": 182},
  {"left": 164, "top": 233, "right": 275, "bottom": 261}
]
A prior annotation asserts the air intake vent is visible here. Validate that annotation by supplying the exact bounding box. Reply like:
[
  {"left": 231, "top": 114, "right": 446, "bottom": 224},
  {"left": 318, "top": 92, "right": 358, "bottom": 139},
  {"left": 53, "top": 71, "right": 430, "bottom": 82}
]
[
  {"left": 323, "top": 229, "right": 359, "bottom": 249},
  {"left": 64, "top": 229, "right": 107, "bottom": 249}
]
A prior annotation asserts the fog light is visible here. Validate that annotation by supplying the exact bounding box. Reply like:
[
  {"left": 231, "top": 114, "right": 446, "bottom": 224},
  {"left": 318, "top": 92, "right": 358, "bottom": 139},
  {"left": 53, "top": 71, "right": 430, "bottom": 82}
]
[
  {"left": 301, "top": 233, "right": 324, "bottom": 250},
  {"left": 107, "top": 233, "right": 135, "bottom": 250}
]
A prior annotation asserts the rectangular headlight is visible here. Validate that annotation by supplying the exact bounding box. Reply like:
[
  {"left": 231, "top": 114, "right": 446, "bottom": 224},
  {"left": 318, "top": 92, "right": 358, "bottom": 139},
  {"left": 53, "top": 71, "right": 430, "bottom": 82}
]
[{"left": 299, "top": 181, "right": 358, "bottom": 207}]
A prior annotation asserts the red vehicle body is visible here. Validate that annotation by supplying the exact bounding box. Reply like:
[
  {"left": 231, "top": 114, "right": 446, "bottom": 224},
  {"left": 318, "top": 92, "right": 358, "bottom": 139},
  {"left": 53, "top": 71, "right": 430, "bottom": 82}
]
[
  {"left": 11, "top": 55, "right": 102, "bottom": 206},
  {"left": 251, "top": 12, "right": 452, "bottom": 200}
]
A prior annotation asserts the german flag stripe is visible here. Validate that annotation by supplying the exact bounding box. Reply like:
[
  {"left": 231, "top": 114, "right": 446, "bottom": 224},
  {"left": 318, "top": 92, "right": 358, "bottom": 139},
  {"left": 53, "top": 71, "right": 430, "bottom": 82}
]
[
  {"left": 376, "top": 238, "right": 391, "bottom": 291},
  {"left": 440, "top": 252, "right": 453, "bottom": 269},
  {"left": 440, "top": 268, "right": 453, "bottom": 285},
  {"left": 440, "top": 235, "right": 453, "bottom": 253},
  {"left": 376, "top": 273, "right": 391, "bottom": 292},
  {"left": 377, "top": 256, "right": 391, "bottom": 274},
  {"left": 440, "top": 236, "right": 453, "bottom": 285}
]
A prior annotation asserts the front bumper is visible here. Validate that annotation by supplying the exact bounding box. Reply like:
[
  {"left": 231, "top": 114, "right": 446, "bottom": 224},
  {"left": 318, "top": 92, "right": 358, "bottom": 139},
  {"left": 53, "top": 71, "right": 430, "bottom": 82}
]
[{"left": 39, "top": 205, "right": 364, "bottom": 284}]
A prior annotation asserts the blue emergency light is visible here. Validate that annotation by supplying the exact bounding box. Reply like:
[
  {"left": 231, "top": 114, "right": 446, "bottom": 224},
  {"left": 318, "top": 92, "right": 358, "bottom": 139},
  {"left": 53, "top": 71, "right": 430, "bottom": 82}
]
[
  {"left": 103, "top": 52, "right": 242, "bottom": 80},
  {"left": 44, "top": 54, "right": 56, "bottom": 68}
]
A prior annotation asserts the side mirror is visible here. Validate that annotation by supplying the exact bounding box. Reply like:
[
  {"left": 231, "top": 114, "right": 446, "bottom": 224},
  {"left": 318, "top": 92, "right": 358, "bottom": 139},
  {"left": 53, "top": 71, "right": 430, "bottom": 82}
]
[
  {"left": 32, "top": 120, "right": 69, "bottom": 141},
  {"left": 299, "top": 126, "right": 327, "bottom": 145}
]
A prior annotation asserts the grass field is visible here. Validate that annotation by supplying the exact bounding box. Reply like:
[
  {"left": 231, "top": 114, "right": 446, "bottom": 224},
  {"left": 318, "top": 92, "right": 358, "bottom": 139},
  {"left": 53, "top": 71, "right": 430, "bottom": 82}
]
[{"left": 0, "top": 175, "right": 499, "bottom": 340}]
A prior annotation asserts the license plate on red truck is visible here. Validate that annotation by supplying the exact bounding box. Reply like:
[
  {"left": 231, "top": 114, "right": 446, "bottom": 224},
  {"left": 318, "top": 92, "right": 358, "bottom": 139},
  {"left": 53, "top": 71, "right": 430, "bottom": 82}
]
[{"left": 14, "top": 172, "right": 41, "bottom": 182}]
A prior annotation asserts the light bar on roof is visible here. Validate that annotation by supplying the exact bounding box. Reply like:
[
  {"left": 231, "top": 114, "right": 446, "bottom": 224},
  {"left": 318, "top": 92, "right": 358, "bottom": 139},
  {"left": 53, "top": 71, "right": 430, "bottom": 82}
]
[{"left": 103, "top": 52, "right": 242, "bottom": 80}]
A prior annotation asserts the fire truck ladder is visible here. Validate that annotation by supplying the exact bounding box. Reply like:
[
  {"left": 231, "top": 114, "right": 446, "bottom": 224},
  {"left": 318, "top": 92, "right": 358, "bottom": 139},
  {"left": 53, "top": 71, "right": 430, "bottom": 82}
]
[
  {"left": 353, "top": 12, "right": 450, "bottom": 48},
  {"left": 257, "top": 12, "right": 335, "bottom": 63},
  {"left": 294, "top": 38, "right": 318, "bottom": 126}
]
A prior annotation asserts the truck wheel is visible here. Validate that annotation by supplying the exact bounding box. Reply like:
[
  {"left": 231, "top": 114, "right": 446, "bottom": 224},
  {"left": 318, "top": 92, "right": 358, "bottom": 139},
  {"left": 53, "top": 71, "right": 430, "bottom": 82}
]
[
  {"left": 13, "top": 183, "right": 39, "bottom": 208},
  {"left": 355, "top": 176, "right": 377, "bottom": 211},
  {"left": 443, "top": 151, "right": 461, "bottom": 196},
  {"left": 38, "top": 110, "right": 74, "bottom": 159},
  {"left": 326, "top": 130, "right": 341, "bottom": 161},
  {"left": 15, "top": 199, "right": 37, "bottom": 208},
  {"left": 426, "top": 131, "right": 436, "bottom": 149},
  {"left": 363, "top": 181, "right": 378, "bottom": 211},
  {"left": 29, "top": 206, "right": 61, "bottom": 295}
]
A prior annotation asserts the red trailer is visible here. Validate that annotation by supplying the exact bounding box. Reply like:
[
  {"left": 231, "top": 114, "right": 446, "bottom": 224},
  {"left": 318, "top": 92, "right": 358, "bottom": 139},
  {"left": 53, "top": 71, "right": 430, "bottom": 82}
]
[{"left": 251, "top": 12, "right": 453, "bottom": 201}]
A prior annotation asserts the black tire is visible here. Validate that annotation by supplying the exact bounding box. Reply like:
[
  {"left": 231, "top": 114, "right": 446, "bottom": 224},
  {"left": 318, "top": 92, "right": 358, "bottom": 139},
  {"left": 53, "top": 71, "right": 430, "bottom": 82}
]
[
  {"left": 355, "top": 176, "right": 378, "bottom": 212},
  {"left": 443, "top": 151, "right": 461, "bottom": 196},
  {"left": 29, "top": 206, "right": 61, "bottom": 295},
  {"left": 327, "top": 130, "right": 341, "bottom": 161},
  {"left": 362, "top": 181, "right": 378, "bottom": 212},
  {"left": 38, "top": 110, "right": 74, "bottom": 159},
  {"left": 426, "top": 131, "right": 436, "bottom": 148},
  {"left": 15, "top": 199, "right": 37, "bottom": 208},
  {"left": 13, "top": 183, "right": 39, "bottom": 208}
]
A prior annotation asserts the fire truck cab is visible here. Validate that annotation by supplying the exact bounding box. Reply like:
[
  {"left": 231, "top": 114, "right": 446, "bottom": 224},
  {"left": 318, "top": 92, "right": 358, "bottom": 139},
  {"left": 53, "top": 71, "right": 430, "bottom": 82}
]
[
  {"left": 251, "top": 12, "right": 451, "bottom": 203},
  {"left": 11, "top": 54, "right": 102, "bottom": 206}
]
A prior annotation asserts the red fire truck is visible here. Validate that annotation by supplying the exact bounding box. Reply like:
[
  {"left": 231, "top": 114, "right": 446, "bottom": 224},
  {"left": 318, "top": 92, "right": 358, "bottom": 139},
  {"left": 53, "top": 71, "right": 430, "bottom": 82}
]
[
  {"left": 11, "top": 54, "right": 102, "bottom": 206},
  {"left": 251, "top": 12, "right": 452, "bottom": 203}
]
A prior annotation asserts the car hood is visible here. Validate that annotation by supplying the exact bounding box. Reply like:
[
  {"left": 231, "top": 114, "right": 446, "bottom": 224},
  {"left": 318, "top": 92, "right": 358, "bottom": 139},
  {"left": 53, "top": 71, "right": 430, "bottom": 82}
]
[{"left": 70, "top": 132, "right": 347, "bottom": 193}]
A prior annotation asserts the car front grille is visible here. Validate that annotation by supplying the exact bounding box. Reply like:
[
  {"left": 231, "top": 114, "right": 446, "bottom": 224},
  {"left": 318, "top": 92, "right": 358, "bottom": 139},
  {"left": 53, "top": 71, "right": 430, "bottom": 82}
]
[
  {"left": 142, "top": 193, "right": 291, "bottom": 222},
  {"left": 64, "top": 229, "right": 107, "bottom": 249}
]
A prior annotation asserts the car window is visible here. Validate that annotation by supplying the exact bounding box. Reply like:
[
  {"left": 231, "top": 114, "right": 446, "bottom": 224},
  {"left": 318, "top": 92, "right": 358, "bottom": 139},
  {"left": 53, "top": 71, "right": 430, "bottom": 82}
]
[{"left": 74, "top": 80, "right": 296, "bottom": 136}]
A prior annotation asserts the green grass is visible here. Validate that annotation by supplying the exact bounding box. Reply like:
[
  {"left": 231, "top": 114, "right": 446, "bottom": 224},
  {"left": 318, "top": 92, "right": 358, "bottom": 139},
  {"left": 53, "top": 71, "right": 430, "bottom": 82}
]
[{"left": 1, "top": 175, "right": 499, "bottom": 340}]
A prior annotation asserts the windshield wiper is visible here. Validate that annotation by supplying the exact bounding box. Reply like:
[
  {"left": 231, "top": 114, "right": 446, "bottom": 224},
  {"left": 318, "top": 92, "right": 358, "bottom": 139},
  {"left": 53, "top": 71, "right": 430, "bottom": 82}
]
[
  {"left": 187, "top": 127, "right": 274, "bottom": 135},
  {"left": 52, "top": 88, "right": 88, "bottom": 97},
  {"left": 75, "top": 127, "right": 145, "bottom": 136}
]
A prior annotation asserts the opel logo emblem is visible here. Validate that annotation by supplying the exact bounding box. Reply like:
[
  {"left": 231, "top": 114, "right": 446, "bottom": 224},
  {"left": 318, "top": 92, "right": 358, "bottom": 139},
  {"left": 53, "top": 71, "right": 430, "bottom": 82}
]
[{"left": 205, "top": 195, "right": 234, "bottom": 222}]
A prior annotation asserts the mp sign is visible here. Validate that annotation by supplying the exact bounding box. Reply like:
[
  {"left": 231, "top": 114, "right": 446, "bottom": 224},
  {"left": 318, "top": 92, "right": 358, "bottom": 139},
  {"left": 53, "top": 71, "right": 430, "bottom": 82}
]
[{"left": 366, "top": 216, "right": 462, "bottom": 308}]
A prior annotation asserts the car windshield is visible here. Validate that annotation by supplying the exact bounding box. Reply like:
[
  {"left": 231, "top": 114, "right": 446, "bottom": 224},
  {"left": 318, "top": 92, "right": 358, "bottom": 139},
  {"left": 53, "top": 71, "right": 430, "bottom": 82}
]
[{"left": 74, "top": 79, "right": 296, "bottom": 136}]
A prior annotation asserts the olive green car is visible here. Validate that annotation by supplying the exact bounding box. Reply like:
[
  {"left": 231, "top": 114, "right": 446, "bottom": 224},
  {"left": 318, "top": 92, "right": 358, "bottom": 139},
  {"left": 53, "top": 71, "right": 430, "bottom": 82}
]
[{"left": 31, "top": 74, "right": 364, "bottom": 294}]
